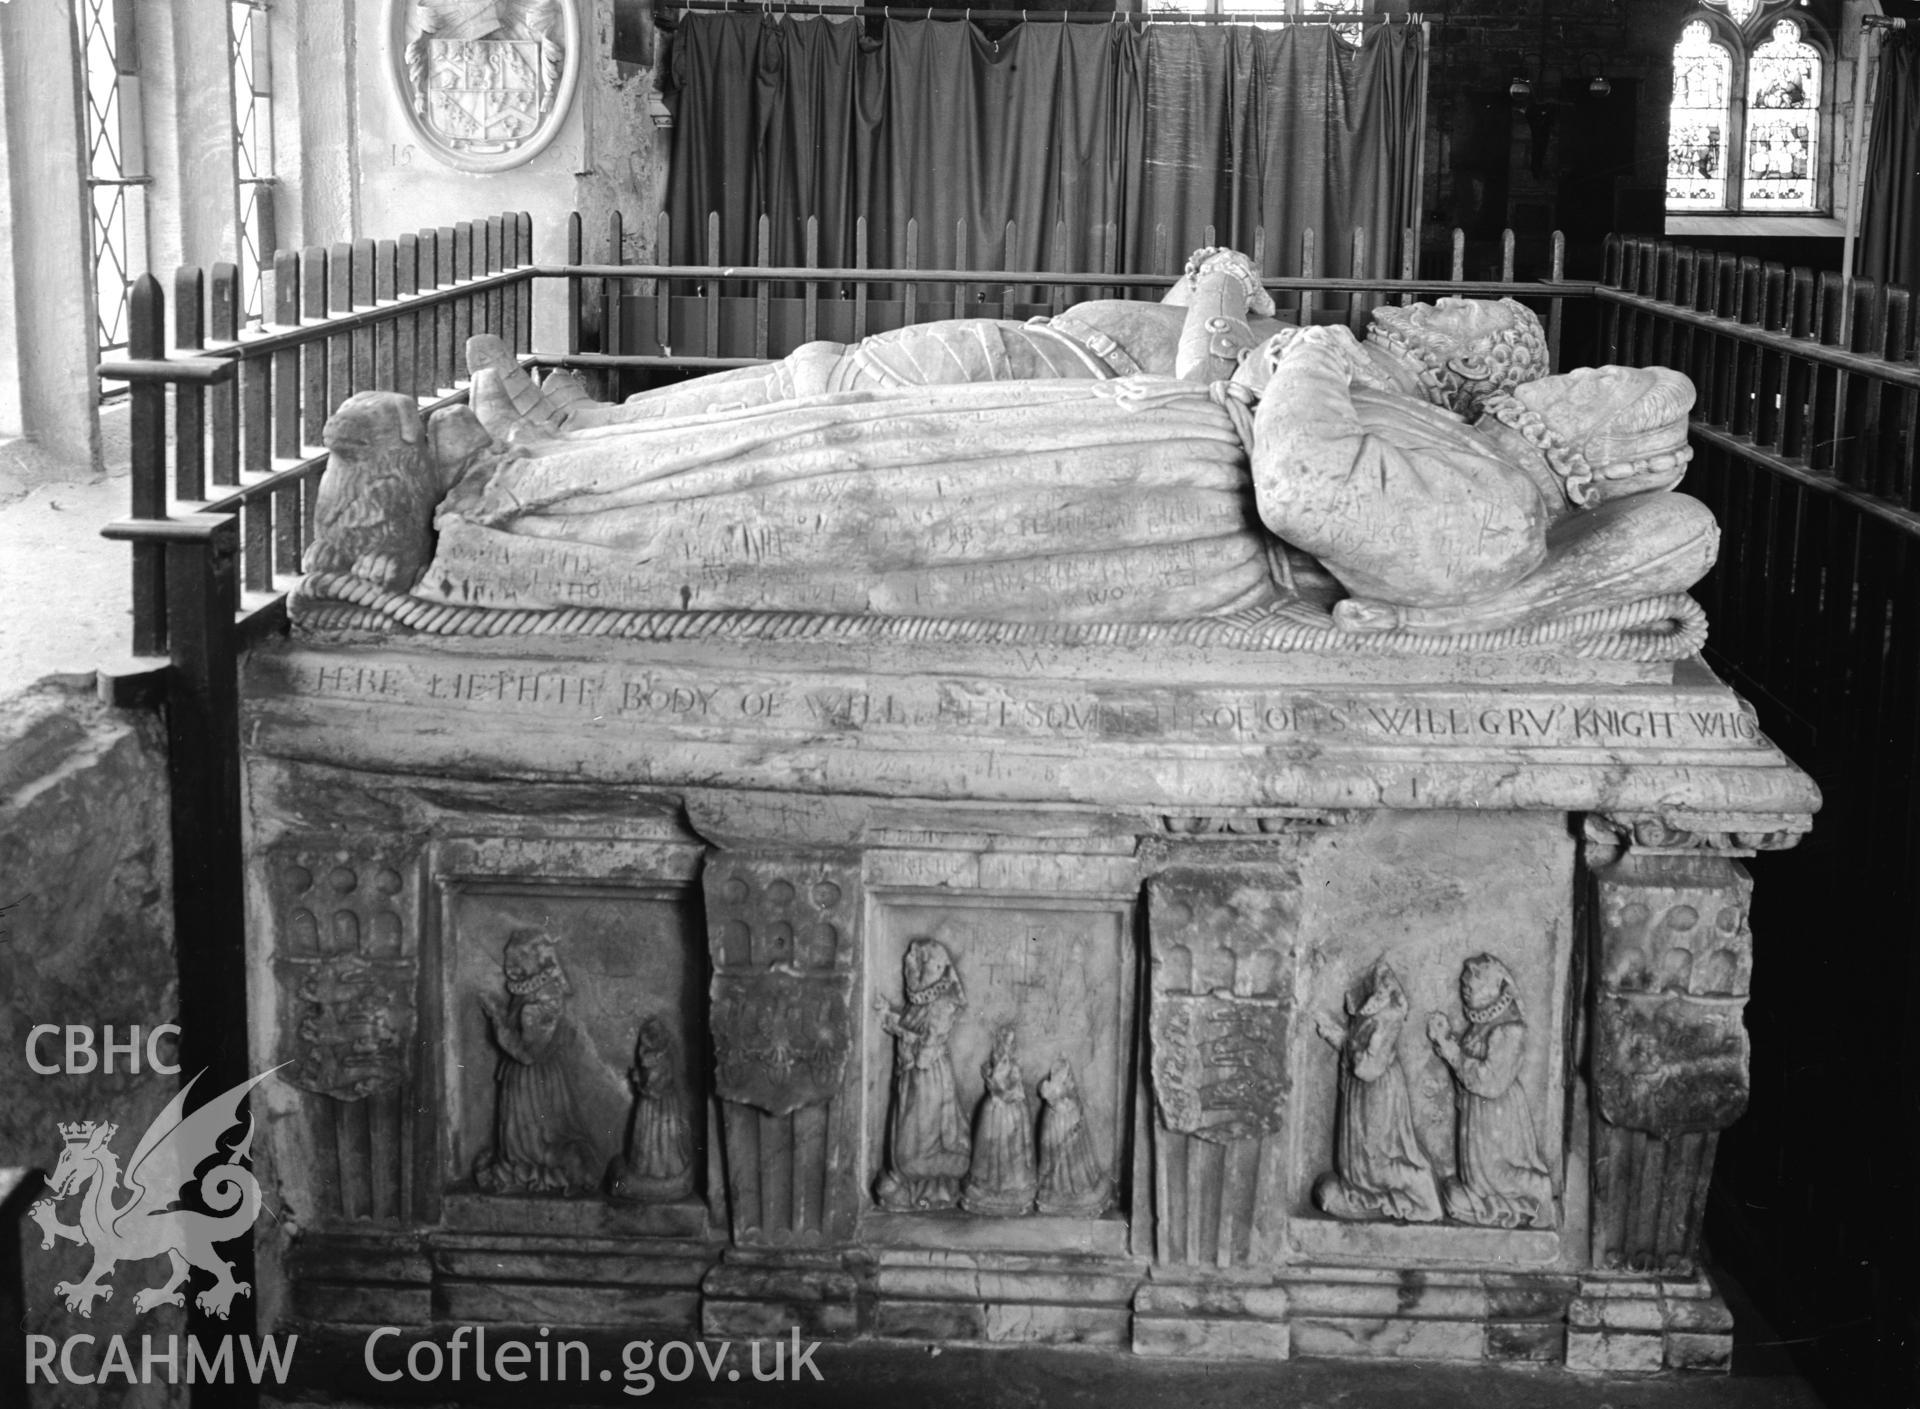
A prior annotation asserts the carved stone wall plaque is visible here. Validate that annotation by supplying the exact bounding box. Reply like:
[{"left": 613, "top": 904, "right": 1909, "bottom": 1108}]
[
  {"left": 387, "top": 0, "right": 582, "bottom": 173},
  {"left": 269, "top": 843, "right": 420, "bottom": 1101}
]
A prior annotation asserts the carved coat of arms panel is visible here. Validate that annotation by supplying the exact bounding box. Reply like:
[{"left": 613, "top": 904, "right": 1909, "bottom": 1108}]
[{"left": 389, "top": 0, "right": 581, "bottom": 171}]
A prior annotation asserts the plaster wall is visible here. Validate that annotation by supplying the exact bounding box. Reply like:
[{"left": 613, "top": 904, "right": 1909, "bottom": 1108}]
[
  {"left": 276, "top": 0, "right": 362, "bottom": 251},
  {"left": 349, "top": 0, "right": 632, "bottom": 351}
]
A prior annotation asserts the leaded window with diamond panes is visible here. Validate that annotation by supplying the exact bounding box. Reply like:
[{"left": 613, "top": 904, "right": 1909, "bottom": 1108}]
[
  {"left": 231, "top": 1, "right": 276, "bottom": 326},
  {"left": 74, "top": 0, "right": 148, "bottom": 358}
]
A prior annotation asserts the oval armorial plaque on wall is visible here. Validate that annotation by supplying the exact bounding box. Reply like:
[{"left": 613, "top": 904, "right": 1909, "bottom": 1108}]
[{"left": 388, "top": 0, "right": 582, "bottom": 173}]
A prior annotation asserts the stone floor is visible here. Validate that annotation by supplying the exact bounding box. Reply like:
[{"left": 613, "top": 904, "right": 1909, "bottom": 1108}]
[
  {"left": 0, "top": 458, "right": 133, "bottom": 694},
  {"left": 264, "top": 1341, "right": 1834, "bottom": 1409}
]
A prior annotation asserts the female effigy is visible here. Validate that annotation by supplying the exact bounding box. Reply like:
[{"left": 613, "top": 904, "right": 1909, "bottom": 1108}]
[{"left": 298, "top": 257, "right": 1714, "bottom": 655}]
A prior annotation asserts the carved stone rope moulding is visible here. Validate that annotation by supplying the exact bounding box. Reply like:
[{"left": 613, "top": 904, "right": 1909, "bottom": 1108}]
[{"left": 387, "top": 0, "right": 582, "bottom": 173}]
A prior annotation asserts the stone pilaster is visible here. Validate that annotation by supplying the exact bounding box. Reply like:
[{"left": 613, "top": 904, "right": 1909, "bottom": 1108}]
[{"left": 267, "top": 838, "right": 424, "bottom": 1224}]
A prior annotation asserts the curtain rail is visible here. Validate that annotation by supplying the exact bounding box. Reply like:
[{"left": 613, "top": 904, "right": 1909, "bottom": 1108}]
[{"left": 654, "top": 1, "right": 1414, "bottom": 24}]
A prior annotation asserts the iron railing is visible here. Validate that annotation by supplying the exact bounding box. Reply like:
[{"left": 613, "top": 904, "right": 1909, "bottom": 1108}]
[{"left": 1598, "top": 233, "right": 1918, "bottom": 1405}]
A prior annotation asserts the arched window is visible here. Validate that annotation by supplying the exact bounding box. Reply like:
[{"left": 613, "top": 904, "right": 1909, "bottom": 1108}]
[
  {"left": 1744, "top": 19, "right": 1820, "bottom": 210},
  {"left": 1670, "top": 22, "right": 1734, "bottom": 210},
  {"left": 1667, "top": 4, "right": 1829, "bottom": 214}
]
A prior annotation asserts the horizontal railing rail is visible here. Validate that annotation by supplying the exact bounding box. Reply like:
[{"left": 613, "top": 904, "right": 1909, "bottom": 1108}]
[
  {"left": 1598, "top": 232, "right": 1919, "bottom": 1404},
  {"left": 99, "top": 212, "right": 538, "bottom": 657},
  {"left": 1601, "top": 233, "right": 1919, "bottom": 515},
  {"left": 579, "top": 210, "right": 1577, "bottom": 386},
  {"left": 95, "top": 208, "right": 1598, "bottom": 669}
]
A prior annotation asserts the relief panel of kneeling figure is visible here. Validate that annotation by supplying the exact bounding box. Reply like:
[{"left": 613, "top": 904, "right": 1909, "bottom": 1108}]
[
  {"left": 865, "top": 893, "right": 1133, "bottom": 1240},
  {"left": 1290, "top": 812, "right": 1574, "bottom": 1264},
  {"left": 444, "top": 877, "right": 706, "bottom": 1222}
]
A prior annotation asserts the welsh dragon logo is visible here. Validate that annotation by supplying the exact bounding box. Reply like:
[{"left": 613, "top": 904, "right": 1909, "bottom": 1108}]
[{"left": 28, "top": 1068, "right": 277, "bottom": 1318}]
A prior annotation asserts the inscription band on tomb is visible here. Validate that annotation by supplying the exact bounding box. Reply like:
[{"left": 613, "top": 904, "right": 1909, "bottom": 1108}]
[{"left": 294, "top": 654, "right": 1769, "bottom": 755}]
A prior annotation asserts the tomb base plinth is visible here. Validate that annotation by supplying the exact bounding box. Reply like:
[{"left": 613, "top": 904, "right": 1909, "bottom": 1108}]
[{"left": 243, "top": 632, "right": 1814, "bottom": 1373}]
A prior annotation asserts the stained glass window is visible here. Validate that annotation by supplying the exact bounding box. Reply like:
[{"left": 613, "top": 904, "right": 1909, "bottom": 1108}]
[
  {"left": 1743, "top": 19, "right": 1819, "bottom": 211},
  {"left": 231, "top": 1, "right": 276, "bottom": 325},
  {"left": 1666, "top": 9, "right": 1828, "bottom": 215},
  {"left": 1668, "top": 22, "right": 1733, "bottom": 211},
  {"left": 73, "top": 0, "right": 148, "bottom": 357}
]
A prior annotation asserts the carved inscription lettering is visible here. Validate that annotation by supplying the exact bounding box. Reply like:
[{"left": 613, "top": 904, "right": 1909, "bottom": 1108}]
[
  {"left": 426, "top": 670, "right": 599, "bottom": 709},
  {"left": 294, "top": 656, "right": 1769, "bottom": 752}
]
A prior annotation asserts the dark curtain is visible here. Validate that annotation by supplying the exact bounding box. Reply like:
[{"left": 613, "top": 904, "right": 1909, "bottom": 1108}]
[
  {"left": 1138, "top": 22, "right": 1421, "bottom": 280},
  {"left": 1858, "top": 27, "right": 1920, "bottom": 293},
  {"left": 667, "top": 13, "right": 1143, "bottom": 279},
  {"left": 666, "top": 12, "right": 1421, "bottom": 281}
]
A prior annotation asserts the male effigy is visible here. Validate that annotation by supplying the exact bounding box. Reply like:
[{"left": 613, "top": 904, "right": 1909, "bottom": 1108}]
[{"left": 247, "top": 250, "right": 1817, "bottom": 1375}]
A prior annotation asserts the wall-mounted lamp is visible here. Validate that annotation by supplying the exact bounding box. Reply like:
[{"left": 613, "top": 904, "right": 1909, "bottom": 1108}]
[
  {"left": 1509, "top": 74, "right": 1534, "bottom": 101},
  {"left": 1577, "top": 53, "right": 1612, "bottom": 98}
]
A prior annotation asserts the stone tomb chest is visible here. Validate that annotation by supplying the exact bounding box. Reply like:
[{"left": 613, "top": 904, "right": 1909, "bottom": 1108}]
[{"left": 241, "top": 627, "right": 1815, "bottom": 1373}]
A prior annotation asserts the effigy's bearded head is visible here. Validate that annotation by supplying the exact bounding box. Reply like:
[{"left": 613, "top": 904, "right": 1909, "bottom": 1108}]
[
  {"left": 1367, "top": 297, "right": 1550, "bottom": 418},
  {"left": 1487, "top": 365, "right": 1696, "bottom": 508}
]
